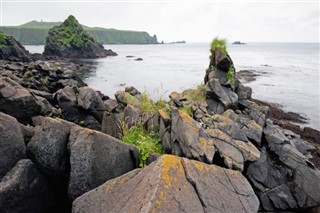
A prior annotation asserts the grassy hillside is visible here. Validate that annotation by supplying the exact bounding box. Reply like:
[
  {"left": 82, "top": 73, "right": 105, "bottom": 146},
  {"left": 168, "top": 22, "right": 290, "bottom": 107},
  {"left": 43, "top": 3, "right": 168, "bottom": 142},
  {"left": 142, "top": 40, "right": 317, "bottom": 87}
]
[{"left": 0, "top": 20, "right": 158, "bottom": 45}]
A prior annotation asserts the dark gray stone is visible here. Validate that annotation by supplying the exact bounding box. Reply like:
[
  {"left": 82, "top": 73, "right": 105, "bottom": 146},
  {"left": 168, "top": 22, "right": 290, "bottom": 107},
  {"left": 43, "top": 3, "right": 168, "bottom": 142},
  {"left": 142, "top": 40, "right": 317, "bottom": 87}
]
[
  {"left": 0, "top": 159, "right": 54, "bottom": 213},
  {"left": 0, "top": 77, "right": 42, "bottom": 123},
  {"left": 68, "top": 126, "right": 139, "bottom": 200},
  {"left": 27, "top": 117, "right": 74, "bottom": 177},
  {"left": 0, "top": 112, "right": 26, "bottom": 179},
  {"left": 101, "top": 112, "right": 123, "bottom": 139}
]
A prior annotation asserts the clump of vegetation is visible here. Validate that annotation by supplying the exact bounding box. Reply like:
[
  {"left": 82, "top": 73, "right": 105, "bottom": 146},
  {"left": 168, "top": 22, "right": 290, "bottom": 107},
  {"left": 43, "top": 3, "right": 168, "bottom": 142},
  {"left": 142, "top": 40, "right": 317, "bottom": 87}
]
[
  {"left": 210, "top": 37, "right": 228, "bottom": 55},
  {"left": 226, "top": 66, "right": 235, "bottom": 83},
  {"left": 122, "top": 125, "right": 164, "bottom": 168},
  {"left": 182, "top": 84, "right": 206, "bottom": 102},
  {"left": 125, "top": 92, "right": 167, "bottom": 113},
  {"left": 44, "top": 15, "right": 96, "bottom": 55},
  {"left": 40, "top": 76, "right": 49, "bottom": 85},
  {"left": 0, "top": 32, "right": 8, "bottom": 46},
  {"left": 179, "top": 105, "right": 193, "bottom": 117}
]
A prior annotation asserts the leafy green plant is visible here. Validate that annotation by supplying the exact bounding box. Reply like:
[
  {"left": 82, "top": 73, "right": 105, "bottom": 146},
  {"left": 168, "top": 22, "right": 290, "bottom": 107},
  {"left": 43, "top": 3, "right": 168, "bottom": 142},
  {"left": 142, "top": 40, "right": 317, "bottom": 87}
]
[
  {"left": 122, "top": 125, "right": 164, "bottom": 167},
  {"left": 210, "top": 37, "right": 228, "bottom": 54},
  {"left": 79, "top": 120, "right": 85, "bottom": 126},
  {"left": 226, "top": 66, "right": 235, "bottom": 83}
]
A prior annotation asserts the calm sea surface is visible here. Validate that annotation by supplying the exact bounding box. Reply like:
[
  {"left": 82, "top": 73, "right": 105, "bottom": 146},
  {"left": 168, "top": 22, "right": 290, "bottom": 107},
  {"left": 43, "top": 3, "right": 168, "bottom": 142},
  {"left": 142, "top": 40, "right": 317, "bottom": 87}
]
[{"left": 25, "top": 43, "right": 320, "bottom": 130}]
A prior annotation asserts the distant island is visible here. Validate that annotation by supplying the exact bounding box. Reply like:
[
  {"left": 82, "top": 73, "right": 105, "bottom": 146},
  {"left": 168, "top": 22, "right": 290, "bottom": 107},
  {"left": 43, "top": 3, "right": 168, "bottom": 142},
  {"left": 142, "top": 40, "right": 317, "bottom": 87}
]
[
  {"left": 232, "top": 41, "right": 246, "bottom": 45},
  {"left": 0, "top": 20, "right": 158, "bottom": 45}
]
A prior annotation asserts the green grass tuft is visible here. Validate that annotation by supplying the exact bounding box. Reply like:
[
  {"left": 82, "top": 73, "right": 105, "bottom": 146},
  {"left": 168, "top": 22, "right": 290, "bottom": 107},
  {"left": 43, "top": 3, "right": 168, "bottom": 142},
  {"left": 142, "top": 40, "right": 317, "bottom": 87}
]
[
  {"left": 0, "top": 32, "right": 8, "bottom": 46},
  {"left": 226, "top": 66, "right": 235, "bottom": 83},
  {"left": 122, "top": 125, "right": 164, "bottom": 168},
  {"left": 210, "top": 37, "right": 228, "bottom": 55},
  {"left": 182, "top": 84, "right": 206, "bottom": 102},
  {"left": 179, "top": 105, "right": 193, "bottom": 117}
]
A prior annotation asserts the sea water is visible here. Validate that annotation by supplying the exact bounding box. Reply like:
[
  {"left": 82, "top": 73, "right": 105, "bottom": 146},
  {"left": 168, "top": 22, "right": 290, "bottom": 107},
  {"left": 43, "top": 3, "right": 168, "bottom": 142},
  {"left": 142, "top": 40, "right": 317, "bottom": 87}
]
[{"left": 25, "top": 43, "right": 320, "bottom": 130}]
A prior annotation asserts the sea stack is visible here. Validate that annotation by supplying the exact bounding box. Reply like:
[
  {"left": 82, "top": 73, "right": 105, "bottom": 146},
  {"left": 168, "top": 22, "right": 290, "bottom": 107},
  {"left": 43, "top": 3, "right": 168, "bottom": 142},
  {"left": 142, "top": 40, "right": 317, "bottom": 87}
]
[
  {"left": 43, "top": 15, "right": 117, "bottom": 58},
  {"left": 0, "top": 32, "right": 31, "bottom": 61}
]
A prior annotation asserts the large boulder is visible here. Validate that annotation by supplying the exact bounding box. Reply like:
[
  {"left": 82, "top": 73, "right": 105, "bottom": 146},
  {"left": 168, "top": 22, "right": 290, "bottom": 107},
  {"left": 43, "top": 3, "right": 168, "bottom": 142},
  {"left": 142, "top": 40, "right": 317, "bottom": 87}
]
[
  {"left": 77, "top": 86, "right": 105, "bottom": 122},
  {"left": 0, "top": 32, "right": 30, "bottom": 61},
  {"left": 68, "top": 126, "right": 139, "bottom": 200},
  {"left": 27, "top": 117, "right": 75, "bottom": 178},
  {"left": 246, "top": 122, "right": 320, "bottom": 211},
  {"left": 54, "top": 86, "right": 80, "bottom": 122},
  {"left": 72, "top": 155, "right": 259, "bottom": 213},
  {"left": 0, "top": 112, "right": 26, "bottom": 179},
  {"left": 101, "top": 112, "right": 123, "bottom": 139},
  {"left": 0, "top": 159, "right": 54, "bottom": 213},
  {"left": 0, "top": 77, "right": 42, "bottom": 123},
  {"left": 43, "top": 15, "right": 117, "bottom": 58},
  {"left": 205, "top": 78, "right": 238, "bottom": 113},
  {"left": 170, "top": 108, "right": 259, "bottom": 171}
]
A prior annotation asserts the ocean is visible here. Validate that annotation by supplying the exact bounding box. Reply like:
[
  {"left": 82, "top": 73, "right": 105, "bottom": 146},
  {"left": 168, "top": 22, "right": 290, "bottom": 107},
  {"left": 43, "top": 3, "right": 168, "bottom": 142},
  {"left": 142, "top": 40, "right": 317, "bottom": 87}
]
[{"left": 25, "top": 43, "right": 320, "bottom": 130}]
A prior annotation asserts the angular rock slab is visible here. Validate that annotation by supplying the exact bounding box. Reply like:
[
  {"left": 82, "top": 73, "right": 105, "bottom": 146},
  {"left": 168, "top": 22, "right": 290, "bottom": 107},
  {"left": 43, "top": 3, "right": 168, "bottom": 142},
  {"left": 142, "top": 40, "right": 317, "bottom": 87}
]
[
  {"left": 0, "top": 112, "right": 26, "bottom": 179},
  {"left": 171, "top": 108, "right": 216, "bottom": 163},
  {"left": 0, "top": 159, "right": 54, "bottom": 213},
  {"left": 27, "top": 117, "right": 75, "bottom": 177},
  {"left": 246, "top": 123, "right": 320, "bottom": 211},
  {"left": 205, "top": 78, "right": 238, "bottom": 112},
  {"left": 0, "top": 77, "right": 42, "bottom": 123},
  {"left": 72, "top": 155, "right": 259, "bottom": 213},
  {"left": 68, "top": 126, "right": 139, "bottom": 200}
]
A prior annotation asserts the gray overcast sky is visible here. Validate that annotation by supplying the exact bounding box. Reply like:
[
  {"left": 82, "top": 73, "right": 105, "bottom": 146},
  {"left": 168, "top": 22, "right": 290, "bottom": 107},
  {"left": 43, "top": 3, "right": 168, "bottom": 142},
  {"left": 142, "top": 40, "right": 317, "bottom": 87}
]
[{"left": 1, "top": 1, "right": 319, "bottom": 42}]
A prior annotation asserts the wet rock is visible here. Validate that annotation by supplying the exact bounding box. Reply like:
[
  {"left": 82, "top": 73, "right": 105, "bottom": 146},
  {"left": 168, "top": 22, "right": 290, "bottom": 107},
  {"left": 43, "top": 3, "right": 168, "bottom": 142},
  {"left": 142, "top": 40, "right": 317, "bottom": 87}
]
[
  {"left": 72, "top": 155, "right": 259, "bottom": 213},
  {"left": 101, "top": 112, "right": 123, "bottom": 139},
  {"left": 0, "top": 159, "right": 54, "bottom": 213},
  {"left": 68, "top": 126, "right": 139, "bottom": 200},
  {"left": 0, "top": 112, "right": 26, "bottom": 179},
  {"left": 27, "top": 117, "right": 74, "bottom": 177},
  {"left": 0, "top": 77, "right": 42, "bottom": 123}
]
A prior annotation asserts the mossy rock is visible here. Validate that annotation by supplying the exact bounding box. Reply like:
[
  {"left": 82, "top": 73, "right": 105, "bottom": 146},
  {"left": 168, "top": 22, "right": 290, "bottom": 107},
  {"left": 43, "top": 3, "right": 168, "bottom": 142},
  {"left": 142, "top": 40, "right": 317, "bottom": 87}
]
[
  {"left": 0, "top": 31, "right": 31, "bottom": 61},
  {"left": 43, "top": 15, "right": 117, "bottom": 58}
]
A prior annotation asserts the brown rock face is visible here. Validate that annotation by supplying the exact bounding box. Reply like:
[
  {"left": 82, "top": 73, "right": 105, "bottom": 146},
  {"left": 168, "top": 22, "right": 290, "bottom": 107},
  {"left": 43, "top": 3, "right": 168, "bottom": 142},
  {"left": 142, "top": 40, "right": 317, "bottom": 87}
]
[{"left": 72, "top": 155, "right": 259, "bottom": 213}]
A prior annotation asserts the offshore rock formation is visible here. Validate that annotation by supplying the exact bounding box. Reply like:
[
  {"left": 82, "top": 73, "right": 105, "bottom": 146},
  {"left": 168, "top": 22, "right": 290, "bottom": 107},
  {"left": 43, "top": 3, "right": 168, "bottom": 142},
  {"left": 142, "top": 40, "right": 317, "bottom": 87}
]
[
  {"left": 0, "top": 37, "right": 319, "bottom": 212},
  {"left": 43, "top": 15, "right": 117, "bottom": 58},
  {"left": 0, "top": 32, "right": 31, "bottom": 61}
]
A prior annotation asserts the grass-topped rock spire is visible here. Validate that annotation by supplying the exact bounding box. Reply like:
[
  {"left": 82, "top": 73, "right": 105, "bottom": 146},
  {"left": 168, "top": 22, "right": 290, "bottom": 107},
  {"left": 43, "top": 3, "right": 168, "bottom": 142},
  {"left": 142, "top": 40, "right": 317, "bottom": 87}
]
[{"left": 43, "top": 15, "right": 117, "bottom": 58}]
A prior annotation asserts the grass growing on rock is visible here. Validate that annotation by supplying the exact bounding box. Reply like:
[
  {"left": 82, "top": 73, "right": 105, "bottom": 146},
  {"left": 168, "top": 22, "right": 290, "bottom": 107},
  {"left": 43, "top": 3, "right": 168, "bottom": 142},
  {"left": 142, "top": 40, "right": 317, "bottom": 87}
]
[
  {"left": 210, "top": 37, "right": 228, "bottom": 55},
  {"left": 0, "top": 32, "right": 8, "bottom": 46},
  {"left": 226, "top": 66, "right": 235, "bottom": 83},
  {"left": 122, "top": 125, "right": 164, "bottom": 168},
  {"left": 182, "top": 84, "right": 206, "bottom": 102},
  {"left": 125, "top": 92, "right": 167, "bottom": 113}
]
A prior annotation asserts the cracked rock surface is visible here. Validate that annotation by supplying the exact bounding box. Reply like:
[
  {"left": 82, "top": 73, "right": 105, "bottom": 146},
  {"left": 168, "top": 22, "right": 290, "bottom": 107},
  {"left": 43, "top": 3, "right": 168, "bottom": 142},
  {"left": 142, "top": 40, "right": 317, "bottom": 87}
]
[{"left": 72, "top": 155, "right": 259, "bottom": 213}]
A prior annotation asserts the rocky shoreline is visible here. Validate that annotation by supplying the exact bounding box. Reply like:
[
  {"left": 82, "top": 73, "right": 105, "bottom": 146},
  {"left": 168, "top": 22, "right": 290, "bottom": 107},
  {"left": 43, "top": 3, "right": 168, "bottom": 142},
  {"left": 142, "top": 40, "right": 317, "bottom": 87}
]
[{"left": 0, "top": 35, "right": 320, "bottom": 212}]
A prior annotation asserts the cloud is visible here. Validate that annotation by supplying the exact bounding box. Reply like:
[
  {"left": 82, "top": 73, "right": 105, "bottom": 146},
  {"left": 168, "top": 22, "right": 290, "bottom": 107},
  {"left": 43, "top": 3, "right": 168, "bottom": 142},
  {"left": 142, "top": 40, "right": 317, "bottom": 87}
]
[{"left": 1, "top": 1, "right": 319, "bottom": 42}]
